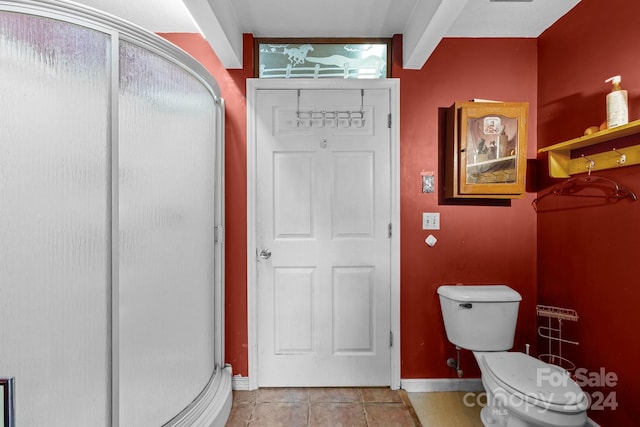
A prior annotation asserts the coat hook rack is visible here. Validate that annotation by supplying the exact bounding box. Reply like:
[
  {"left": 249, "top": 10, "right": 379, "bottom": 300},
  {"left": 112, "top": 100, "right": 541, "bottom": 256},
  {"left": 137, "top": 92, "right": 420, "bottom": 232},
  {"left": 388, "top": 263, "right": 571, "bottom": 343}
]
[
  {"left": 538, "top": 119, "right": 640, "bottom": 177},
  {"left": 296, "top": 89, "right": 366, "bottom": 129}
]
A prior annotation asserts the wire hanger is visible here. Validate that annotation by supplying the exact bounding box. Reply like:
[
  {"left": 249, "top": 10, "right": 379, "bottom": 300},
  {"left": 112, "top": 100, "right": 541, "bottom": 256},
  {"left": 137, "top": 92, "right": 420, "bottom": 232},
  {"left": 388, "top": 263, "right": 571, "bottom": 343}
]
[{"left": 532, "top": 173, "right": 637, "bottom": 211}]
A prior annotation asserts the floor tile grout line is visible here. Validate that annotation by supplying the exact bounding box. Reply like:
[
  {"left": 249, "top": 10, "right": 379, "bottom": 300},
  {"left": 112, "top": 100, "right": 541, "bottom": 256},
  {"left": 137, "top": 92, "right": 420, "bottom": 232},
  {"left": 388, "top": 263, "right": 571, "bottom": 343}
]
[{"left": 230, "top": 387, "right": 422, "bottom": 426}]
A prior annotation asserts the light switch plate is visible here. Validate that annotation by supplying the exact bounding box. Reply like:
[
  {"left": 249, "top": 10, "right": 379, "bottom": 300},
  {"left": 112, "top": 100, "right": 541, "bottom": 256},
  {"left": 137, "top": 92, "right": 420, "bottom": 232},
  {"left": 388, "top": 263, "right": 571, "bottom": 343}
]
[{"left": 422, "top": 212, "right": 440, "bottom": 230}]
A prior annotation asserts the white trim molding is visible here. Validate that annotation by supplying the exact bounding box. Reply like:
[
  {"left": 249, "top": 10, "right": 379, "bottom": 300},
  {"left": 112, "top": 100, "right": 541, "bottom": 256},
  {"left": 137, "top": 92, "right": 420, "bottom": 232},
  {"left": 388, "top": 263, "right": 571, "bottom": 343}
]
[
  {"left": 232, "top": 375, "right": 251, "bottom": 391},
  {"left": 401, "top": 378, "right": 484, "bottom": 393}
]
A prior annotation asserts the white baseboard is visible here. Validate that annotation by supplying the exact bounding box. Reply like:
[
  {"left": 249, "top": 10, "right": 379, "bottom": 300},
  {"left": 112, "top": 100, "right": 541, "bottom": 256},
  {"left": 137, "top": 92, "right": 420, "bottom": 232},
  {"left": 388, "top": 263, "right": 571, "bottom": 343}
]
[
  {"left": 232, "top": 376, "right": 483, "bottom": 393},
  {"left": 232, "top": 376, "right": 485, "bottom": 393},
  {"left": 401, "top": 378, "right": 484, "bottom": 393},
  {"left": 232, "top": 375, "right": 250, "bottom": 390}
]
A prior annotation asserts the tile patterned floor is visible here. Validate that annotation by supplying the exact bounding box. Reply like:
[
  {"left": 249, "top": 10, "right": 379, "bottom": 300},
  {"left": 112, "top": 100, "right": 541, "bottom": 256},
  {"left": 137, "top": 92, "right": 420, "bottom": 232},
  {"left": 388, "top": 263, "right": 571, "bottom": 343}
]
[{"left": 226, "top": 387, "right": 422, "bottom": 427}]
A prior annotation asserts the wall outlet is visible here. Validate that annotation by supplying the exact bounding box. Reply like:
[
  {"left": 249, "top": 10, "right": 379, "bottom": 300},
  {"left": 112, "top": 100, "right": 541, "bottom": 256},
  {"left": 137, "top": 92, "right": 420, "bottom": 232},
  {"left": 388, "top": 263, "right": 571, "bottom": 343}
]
[{"left": 422, "top": 212, "right": 440, "bottom": 230}]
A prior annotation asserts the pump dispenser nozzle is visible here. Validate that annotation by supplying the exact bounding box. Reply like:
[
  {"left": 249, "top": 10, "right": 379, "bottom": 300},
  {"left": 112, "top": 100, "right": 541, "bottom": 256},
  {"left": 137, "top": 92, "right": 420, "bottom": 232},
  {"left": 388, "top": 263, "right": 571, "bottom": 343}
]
[{"left": 606, "top": 75, "right": 622, "bottom": 90}]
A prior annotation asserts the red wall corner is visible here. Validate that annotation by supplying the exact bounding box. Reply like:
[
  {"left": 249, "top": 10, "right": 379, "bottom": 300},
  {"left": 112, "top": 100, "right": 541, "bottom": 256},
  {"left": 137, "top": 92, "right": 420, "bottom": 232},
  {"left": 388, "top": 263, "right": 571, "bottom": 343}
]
[{"left": 536, "top": 0, "right": 640, "bottom": 424}]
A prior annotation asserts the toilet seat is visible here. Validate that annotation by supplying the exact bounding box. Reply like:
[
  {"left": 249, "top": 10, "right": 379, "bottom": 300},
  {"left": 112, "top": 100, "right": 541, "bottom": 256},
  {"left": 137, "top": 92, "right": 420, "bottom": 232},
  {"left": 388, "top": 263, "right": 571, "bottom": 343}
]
[{"left": 481, "top": 352, "right": 588, "bottom": 412}]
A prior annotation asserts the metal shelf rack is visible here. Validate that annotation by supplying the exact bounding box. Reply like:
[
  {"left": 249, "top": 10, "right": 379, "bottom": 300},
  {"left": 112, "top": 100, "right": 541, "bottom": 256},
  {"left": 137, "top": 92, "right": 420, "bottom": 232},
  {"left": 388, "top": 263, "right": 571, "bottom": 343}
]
[{"left": 537, "top": 305, "right": 579, "bottom": 371}]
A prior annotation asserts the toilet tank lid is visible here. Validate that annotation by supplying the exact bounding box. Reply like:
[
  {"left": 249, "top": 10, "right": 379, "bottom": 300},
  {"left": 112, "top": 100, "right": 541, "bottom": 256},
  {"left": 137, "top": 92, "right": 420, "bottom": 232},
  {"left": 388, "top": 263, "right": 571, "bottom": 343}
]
[{"left": 437, "top": 285, "right": 522, "bottom": 302}]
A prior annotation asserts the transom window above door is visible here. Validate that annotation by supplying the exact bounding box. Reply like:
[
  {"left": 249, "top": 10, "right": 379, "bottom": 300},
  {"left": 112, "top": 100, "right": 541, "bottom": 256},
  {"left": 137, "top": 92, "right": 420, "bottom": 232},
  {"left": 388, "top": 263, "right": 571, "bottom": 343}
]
[{"left": 255, "top": 38, "right": 391, "bottom": 79}]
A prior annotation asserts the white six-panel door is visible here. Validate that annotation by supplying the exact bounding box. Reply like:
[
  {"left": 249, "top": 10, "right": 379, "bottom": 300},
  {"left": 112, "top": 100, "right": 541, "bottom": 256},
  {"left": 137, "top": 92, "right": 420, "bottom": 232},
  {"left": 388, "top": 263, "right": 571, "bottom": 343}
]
[{"left": 254, "top": 87, "right": 392, "bottom": 386}]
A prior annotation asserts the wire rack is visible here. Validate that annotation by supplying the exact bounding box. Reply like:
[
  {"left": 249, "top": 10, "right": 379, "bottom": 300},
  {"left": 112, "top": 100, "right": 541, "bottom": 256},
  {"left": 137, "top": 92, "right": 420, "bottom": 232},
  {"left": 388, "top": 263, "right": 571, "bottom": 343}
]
[{"left": 537, "top": 305, "right": 579, "bottom": 371}]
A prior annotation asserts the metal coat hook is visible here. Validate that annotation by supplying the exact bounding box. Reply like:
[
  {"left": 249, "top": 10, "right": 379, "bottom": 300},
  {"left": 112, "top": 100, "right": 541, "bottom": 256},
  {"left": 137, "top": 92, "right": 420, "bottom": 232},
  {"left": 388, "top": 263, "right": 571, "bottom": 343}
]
[
  {"left": 296, "top": 89, "right": 366, "bottom": 128},
  {"left": 581, "top": 154, "right": 594, "bottom": 175},
  {"left": 613, "top": 148, "right": 626, "bottom": 165}
]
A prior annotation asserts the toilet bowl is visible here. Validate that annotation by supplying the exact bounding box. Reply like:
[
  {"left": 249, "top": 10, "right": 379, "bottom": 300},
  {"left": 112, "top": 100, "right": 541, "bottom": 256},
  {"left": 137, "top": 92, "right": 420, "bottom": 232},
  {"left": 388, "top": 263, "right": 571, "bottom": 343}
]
[
  {"left": 437, "top": 285, "right": 588, "bottom": 427},
  {"left": 475, "top": 351, "right": 588, "bottom": 427}
]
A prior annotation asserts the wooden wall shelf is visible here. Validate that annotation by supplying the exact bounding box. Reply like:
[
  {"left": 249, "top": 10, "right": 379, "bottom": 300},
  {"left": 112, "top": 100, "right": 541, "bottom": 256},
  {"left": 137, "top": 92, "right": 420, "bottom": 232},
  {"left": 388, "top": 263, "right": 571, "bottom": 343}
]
[{"left": 539, "top": 120, "right": 640, "bottom": 177}]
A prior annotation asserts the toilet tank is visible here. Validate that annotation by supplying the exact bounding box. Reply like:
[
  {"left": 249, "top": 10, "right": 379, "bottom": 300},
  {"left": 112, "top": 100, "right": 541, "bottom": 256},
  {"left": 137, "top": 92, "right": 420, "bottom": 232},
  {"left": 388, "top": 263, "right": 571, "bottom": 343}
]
[{"left": 437, "top": 285, "right": 522, "bottom": 351}]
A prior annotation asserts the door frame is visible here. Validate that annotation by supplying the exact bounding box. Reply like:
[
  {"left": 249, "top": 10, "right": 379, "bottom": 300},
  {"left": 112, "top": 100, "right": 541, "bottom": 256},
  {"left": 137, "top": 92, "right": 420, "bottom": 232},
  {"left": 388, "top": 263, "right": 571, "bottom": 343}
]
[{"left": 246, "top": 78, "right": 400, "bottom": 390}]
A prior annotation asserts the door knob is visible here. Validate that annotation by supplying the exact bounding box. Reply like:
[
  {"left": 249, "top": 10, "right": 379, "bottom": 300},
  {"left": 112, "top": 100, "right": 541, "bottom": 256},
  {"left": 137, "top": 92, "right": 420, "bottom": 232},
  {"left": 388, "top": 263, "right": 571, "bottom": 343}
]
[{"left": 258, "top": 248, "right": 272, "bottom": 259}]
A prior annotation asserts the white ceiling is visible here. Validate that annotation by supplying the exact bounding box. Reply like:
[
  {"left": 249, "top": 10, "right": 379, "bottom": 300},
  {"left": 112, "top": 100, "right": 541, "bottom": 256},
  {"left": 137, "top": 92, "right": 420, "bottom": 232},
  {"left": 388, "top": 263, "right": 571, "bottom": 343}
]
[{"left": 73, "top": 0, "right": 580, "bottom": 70}]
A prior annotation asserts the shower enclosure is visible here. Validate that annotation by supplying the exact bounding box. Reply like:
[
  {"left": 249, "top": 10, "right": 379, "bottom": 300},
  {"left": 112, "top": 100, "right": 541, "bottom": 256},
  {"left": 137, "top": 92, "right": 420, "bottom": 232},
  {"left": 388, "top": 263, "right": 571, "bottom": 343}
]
[{"left": 0, "top": 1, "right": 229, "bottom": 426}]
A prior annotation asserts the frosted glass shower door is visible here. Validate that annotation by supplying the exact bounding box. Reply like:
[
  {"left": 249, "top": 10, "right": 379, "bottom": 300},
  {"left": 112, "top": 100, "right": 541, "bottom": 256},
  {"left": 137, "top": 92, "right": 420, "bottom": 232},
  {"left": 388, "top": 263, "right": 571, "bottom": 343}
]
[
  {"left": 0, "top": 12, "right": 111, "bottom": 427},
  {"left": 118, "top": 41, "right": 218, "bottom": 426}
]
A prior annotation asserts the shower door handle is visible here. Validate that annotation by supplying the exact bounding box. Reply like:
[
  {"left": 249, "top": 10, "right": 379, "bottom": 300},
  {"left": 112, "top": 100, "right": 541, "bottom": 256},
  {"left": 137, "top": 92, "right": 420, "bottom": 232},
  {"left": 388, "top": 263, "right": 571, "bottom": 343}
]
[{"left": 258, "top": 248, "right": 272, "bottom": 259}]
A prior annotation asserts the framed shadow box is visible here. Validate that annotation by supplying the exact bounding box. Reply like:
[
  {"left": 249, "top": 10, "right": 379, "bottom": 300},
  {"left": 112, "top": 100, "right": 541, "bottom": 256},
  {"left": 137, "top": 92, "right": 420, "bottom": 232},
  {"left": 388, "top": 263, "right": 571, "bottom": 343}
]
[{"left": 445, "top": 101, "right": 528, "bottom": 199}]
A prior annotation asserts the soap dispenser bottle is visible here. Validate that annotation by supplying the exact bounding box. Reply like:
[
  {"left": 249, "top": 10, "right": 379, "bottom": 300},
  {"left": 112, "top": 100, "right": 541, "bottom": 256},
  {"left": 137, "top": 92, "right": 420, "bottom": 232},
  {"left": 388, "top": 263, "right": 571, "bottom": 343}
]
[{"left": 605, "top": 75, "right": 629, "bottom": 128}]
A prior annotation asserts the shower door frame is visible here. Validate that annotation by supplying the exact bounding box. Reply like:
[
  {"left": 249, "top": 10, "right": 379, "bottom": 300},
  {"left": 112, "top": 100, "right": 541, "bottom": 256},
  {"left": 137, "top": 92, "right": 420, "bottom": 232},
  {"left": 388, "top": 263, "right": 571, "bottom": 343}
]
[{"left": 0, "top": 1, "right": 228, "bottom": 426}]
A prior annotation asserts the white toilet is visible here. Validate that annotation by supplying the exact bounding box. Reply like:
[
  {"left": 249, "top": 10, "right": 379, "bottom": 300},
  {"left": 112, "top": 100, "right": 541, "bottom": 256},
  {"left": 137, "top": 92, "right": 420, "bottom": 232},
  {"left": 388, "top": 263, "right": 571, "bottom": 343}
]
[{"left": 437, "top": 285, "right": 588, "bottom": 427}]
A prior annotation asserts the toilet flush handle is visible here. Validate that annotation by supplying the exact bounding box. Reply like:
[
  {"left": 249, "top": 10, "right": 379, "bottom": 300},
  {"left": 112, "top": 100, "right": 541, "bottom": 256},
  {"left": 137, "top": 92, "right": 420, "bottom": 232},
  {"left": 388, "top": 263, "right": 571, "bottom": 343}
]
[{"left": 459, "top": 303, "right": 472, "bottom": 309}]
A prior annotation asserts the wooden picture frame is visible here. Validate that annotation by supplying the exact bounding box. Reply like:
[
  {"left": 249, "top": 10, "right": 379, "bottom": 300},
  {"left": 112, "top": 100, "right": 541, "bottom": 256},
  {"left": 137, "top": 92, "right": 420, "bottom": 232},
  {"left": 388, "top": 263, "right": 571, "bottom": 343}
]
[
  {"left": 254, "top": 38, "right": 391, "bottom": 79},
  {"left": 445, "top": 101, "right": 529, "bottom": 199}
]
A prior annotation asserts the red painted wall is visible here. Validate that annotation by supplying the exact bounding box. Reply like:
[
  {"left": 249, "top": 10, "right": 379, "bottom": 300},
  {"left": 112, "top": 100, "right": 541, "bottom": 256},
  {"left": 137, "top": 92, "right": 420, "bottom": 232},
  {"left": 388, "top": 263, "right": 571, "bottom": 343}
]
[
  {"left": 392, "top": 36, "right": 539, "bottom": 378},
  {"left": 536, "top": 0, "right": 640, "bottom": 425},
  {"left": 166, "top": 0, "right": 640, "bottom": 420},
  {"left": 160, "top": 32, "right": 540, "bottom": 382}
]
